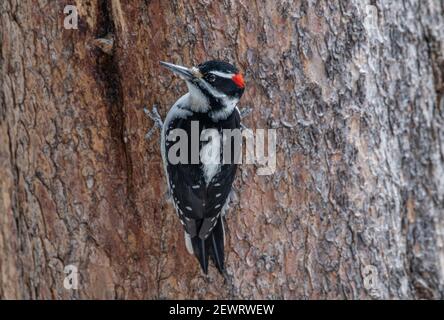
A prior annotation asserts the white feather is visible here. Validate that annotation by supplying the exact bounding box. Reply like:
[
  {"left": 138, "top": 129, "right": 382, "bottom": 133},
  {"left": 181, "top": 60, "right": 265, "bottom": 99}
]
[
  {"left": 200, "top": 129, "right": 221, "bottom": 185},
  {"left": 186, "top": 82, "right": 210, "bottom": 112},
  {"left": 184, "top": 232, "right": 193, "bottom": 254},
  {"left": 209, "top": 70, "right": 235, "bottom": 79}
]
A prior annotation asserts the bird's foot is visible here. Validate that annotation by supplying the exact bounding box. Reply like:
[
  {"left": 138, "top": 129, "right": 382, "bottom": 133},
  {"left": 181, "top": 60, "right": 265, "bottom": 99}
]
[
  {"left": 239, "top": 107, "right": 252, "bottom": 119},
  {"left": 144, "top": 105, "right": 163, "bottom": 140},
  {"left": 239, "top": 107, "right": 252, "bottom": 131},
  {"left": 241, "top": 123, "right": 249, "bottom": 130}
]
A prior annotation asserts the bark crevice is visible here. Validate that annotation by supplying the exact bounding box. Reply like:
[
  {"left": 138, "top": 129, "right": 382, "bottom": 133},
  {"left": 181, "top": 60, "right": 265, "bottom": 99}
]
[{"left": 94, "top": 0, "right": 137, "bottom": 207}]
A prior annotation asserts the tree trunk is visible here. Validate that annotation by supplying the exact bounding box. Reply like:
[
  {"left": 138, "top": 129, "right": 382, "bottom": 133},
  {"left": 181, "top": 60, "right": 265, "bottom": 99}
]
[{"left": 1, "top": 0, "right": 444, "bottom": 299}]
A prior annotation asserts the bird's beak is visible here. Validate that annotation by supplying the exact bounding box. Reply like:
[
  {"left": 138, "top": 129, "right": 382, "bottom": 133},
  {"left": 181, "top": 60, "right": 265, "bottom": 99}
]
[{"left": 160, "top": 61, "right": 199, "bottom": 81}]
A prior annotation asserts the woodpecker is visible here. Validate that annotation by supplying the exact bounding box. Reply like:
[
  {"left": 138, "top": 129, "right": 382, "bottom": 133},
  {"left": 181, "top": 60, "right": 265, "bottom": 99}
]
[{"left": 149, "top": 60, "right": 245, "bottom": 274}]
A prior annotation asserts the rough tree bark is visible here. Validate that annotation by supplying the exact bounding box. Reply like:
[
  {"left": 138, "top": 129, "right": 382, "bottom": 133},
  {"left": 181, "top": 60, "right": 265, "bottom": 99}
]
[{"left": 1, "top": 0, "right": 444, "bottom": 299}]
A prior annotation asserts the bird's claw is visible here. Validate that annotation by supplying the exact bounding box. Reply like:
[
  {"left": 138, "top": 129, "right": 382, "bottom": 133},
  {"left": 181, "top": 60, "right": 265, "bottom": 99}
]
[
  {"left": 144, "top": 105, "right": 163, "bottom": 140},
  {"left": 239, "top": 107, "right": 252, "bottom": 119},
  {"left": 239, "top": 107, "right": 252, "bottom": 131}
]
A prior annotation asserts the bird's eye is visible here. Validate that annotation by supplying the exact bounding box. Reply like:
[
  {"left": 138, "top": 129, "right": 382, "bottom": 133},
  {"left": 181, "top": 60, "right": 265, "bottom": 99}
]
[{"left": 207, "top": 74, "right": 216, "bottom": 82}]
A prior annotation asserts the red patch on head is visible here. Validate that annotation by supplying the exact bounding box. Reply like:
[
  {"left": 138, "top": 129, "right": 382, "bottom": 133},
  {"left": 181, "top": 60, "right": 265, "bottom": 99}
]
[{"left": 232, "top": 73, "right": 245, "bottom": 89}]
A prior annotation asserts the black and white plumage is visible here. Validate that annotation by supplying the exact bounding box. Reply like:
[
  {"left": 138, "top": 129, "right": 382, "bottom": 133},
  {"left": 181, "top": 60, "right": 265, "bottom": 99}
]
[{"left": 159, "top": 60, "right": 245, "bottom": 274}]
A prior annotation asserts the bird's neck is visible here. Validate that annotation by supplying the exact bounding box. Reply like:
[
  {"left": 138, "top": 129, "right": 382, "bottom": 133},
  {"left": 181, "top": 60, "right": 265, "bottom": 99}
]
[
  {"left": 208, "top": 97, "right": 238, "bottom": 122},
  {"left": 186, "top": 82, "right": 210, "bottom": 113},
  {"left": 185, "top": 86, "right": 238, "bottom": 122}
]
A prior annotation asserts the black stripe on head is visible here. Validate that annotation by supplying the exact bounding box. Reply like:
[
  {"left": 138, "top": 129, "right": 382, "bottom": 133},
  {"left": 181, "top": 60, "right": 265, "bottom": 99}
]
[
  {"left": 194, "top": 81, "right": 224, "bottom": 110},
  {"left": 204, "top": 75, "right": 244, "bottom": 98},
  {"left": 197, "top": 60, "right": 239, "bottom": 74}
]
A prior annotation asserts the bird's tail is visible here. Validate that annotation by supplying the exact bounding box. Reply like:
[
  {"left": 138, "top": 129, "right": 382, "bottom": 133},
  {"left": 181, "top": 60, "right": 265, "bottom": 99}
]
[{"left": 191, "top": 216, "right": 225, "bottom": 274}]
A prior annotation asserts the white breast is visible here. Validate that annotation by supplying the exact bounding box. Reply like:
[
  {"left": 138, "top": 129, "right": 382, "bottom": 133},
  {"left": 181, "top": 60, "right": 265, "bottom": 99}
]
[{"left": 200, "top": 128, "right": 221, "bottom": 185}]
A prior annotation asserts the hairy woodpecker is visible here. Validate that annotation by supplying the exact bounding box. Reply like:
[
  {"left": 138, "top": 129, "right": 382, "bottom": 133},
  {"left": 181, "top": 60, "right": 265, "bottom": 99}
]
[{"left": 155, "top": 60, "right": 245, "bottom": 274}]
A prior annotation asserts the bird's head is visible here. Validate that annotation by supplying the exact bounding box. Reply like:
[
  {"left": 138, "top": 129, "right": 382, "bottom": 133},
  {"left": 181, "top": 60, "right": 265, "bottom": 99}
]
[{"left": 160, "top": 60, "right": 245, "bottom": 114}]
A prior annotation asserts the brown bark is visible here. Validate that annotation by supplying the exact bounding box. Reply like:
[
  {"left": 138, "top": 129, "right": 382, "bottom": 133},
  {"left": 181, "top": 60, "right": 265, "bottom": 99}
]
[{"left": 1, "top": 0, "right": 444, "bottom": 299}]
